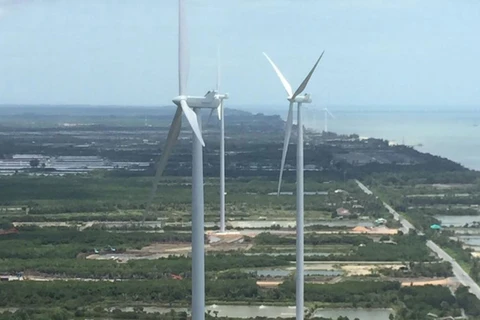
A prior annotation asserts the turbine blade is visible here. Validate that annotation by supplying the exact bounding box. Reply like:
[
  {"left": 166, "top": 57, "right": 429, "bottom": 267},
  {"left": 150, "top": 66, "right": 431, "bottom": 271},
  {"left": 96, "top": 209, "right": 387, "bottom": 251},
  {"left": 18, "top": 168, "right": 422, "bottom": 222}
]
[
  {"left": 180, "top": 100, "right": 205, "bottom": 147},
  {"left": 217, "top": 100, "right": 222, "bottom": 120},
  {"left": 292, "top": 51, "right": 325, "bottom": 99},
  {"left": 278, "top": 102, "right": 294, "bottom": 195},
  {"left": 326, "top": 108, "right": 335, "bottom": 119},
  {"left": 178, "top": 0, "right": 189, "bottom": 95},
  {"left": 263, "top": 52, "right": 293, "bottom": 98},
  {"left": 216, "top": 46, "right": 221, "bottom": 92},
  {"left": 145, "top": 107, "right": 183, "bottom": 215}
]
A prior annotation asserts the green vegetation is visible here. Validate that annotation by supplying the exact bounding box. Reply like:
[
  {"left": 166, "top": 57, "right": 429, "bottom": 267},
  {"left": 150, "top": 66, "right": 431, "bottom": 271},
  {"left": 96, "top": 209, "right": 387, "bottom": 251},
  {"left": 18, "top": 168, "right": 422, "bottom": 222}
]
[
  {"left": 455, "top": 286, "right": 480, "bottom": 316},
  {"left": 0, "top": 255, "right": 291, "bottom": 280},
  {"left": 397, "top": 285, "right": 459, "bottom": 319},
  {"left": 255, "top": 233, "right": 434, "bottom": 262},
  {"left": 0, "top": 174, "right": 387, "bottom": 223},
  {"left": 378, "top": 262, "right": 453, "bottom": 278},
  {"left": 0, "top": 227, "right": 292, "bottom": 279},
  {"left": 0, "top": 226, "right": 190, "bottom": 259},
  {"left": 1, "top": 107, "right": 479, "bottom": 319},
  {"left": 1, "top": 280, "right": 477, "bottom": 319},
  {"left": 415, "top": 207, "right": 480, "bottom": 216},
  {"left": 254, "top": 233, "right": 372, "bottom": 246},
  {"left": 371, "top": 171, "right": 480, "bottom": 289}
]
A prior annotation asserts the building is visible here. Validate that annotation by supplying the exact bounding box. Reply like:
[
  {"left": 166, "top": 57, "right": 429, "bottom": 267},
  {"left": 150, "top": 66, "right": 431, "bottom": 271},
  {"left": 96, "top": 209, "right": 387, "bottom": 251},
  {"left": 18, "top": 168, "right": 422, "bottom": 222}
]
[{"left": 336, "top": 207, "right": 351, "bottom": 217}]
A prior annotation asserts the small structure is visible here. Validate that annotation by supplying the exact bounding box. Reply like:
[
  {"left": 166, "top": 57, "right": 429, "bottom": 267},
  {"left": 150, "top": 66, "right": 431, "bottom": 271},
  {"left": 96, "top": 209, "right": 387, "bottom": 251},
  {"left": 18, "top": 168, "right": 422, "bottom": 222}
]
[
  {"left": 374, "top": 218, "right": 387, "bottom": 226},
  {"left": 336, "top": 207, "right": 351, "bottom": 217},
  {"left": 380, "top": 240, "right": 398, "bottom": 245},
  {"left": 170, "top": 273, "right": 183, "bottom": 280},
  {"left": 430, "top": 224, "right": 442, "bottom": 230}
]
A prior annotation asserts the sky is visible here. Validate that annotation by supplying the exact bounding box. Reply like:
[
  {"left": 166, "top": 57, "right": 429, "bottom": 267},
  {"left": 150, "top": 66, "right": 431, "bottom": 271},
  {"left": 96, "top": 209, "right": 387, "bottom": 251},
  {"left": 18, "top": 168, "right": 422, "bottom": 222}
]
[{"left": 0, "top": 0, "right": 479, "bottom": 108}]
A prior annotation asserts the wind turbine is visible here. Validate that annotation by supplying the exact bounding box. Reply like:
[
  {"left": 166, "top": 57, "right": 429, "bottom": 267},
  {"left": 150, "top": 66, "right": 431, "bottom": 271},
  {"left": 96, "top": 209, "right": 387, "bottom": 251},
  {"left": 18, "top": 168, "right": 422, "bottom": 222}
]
[
  {"left": 215, "top": 55, "right": 229, "bottom": 233},
  {"left": 145, "top": 1, "right": 227, "bottom": 319},
  {"left": 263, "top": 51, "right": 324, "bottom": 320},
  {"left": 323, "top": 107, "right": 335, "bottom": 133},
  {"left": 207, "top": 48, "right": 229, "bottom": 233}
]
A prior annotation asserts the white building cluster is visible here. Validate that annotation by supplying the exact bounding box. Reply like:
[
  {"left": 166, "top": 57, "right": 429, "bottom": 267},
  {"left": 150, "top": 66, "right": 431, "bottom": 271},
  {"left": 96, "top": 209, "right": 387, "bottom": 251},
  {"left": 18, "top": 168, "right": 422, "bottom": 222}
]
[{"left": 0, "top": 154, "right": 149, "bottom": 175}]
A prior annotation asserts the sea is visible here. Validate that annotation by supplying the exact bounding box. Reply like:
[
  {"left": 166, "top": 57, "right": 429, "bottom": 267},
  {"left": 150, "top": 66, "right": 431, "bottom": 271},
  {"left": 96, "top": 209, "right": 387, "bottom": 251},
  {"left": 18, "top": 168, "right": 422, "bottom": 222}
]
[{"left": 241, "top": 105, "right": 480, "bottom": 171}]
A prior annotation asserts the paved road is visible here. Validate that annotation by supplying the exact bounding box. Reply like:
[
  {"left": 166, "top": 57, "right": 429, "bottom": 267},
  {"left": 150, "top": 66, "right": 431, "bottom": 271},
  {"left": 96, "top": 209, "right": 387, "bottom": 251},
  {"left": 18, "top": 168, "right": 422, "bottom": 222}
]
[
  {"left": 426, "top": 240, "right": 480, "bottom": 298},
  {"left": 382, "top": 201, "right": 416, "bottom": 234},
  {"left": 355, "top": 180, "right": 414, "bottom": 234},
  {"left": 355, "top": 179, "right": 480, "bottom": 299},
  {"left": 355, "top": 179, "right": 373, "bottom": 195}
]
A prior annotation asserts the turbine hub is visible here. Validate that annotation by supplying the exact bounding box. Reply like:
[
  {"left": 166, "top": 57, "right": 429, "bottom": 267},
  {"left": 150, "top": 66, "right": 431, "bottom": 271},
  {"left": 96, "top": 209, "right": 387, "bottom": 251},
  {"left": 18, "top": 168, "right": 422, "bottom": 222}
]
[
  {"left": 216, "top": 93, "right": 229, "bottom": 100},
  {"left": 215, "top": 93, "right": 228, "bottom": 100},
  {"left": 172, "top": 95, "right": 187, "bottom": 106}
]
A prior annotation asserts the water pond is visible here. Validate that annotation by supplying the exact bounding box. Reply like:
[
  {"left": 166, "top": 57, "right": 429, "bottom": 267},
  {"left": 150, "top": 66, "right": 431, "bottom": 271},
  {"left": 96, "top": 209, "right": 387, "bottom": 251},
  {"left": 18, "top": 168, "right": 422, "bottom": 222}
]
[
  {"left": 229, "top": 220, "right": 373, "bottom": 229},
  {"left": 313, "top": 308, "right": 394, "bottom": 320},
  {"left": 242, "top": 268, "right": 343, "bottom": 277},
  {"left": 435, "top": 215, "right": 480, "bottom": 227},
  {"left": 459, "top": 235, "right": 480, "bottom": 247},
  {"left": 244, "top": 252, "right": 336, "bottom": 257},
  {"left": 109, "top": 305, "right": 392, "bottom": 319}
]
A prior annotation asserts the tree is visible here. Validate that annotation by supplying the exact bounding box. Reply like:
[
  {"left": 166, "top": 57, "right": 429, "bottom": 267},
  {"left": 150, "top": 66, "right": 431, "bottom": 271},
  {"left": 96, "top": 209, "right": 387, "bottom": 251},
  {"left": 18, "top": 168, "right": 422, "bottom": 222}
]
[{"left": 29, "top": 159, "right": 40, "bottom": 168}]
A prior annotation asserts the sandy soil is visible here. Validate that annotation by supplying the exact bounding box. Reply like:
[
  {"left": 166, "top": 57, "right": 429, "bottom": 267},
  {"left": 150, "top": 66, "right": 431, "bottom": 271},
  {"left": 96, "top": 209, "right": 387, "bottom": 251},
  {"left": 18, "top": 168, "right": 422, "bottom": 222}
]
[
  {"left": 351, "top": 226, "right": 398, "bottom": 235},
  {"left": 286, "top": 263, "right": 337, "bottom": 271},
  {"left": 256, "top": 281, "right": 282, "bottom": 287},
  {"left": 341, "top": 264, "right": 404, "bottom": 276},
  {"left": 400, "top": 278, "right": 455, "bottom": 287}
]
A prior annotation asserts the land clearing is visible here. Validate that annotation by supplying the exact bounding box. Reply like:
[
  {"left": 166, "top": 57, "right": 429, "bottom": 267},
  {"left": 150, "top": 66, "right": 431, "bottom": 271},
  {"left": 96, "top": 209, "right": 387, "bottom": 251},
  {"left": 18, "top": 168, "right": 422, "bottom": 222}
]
[
  {"left": 86, "top": 233, "right": 251, "bottom": 262},
  {"left": 256, "top": 280, "right": 283, "bottom": 287},
  {"left": 341, "top": 264, "right": 405, "bottom": 276},
  {"left": 400, "top": 277, "right": 456, "bottom": 287}
]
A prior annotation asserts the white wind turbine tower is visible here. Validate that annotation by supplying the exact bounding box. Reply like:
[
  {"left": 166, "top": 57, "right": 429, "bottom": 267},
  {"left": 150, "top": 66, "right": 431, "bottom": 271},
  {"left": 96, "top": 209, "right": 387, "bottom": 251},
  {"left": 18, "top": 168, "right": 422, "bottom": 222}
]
[
  {"left": 145, "top": 1, "right": 227, "bottom": 319},
  {"left": 217, "top": 81, "right": 228, "bottom": 232},
  {"left": 212, "top": 48, "right": 228, "bottom": 232},
  {"left": 323, "top": 107, "right": 335, "bottom": 133},
  {"left": 263, "top": 51, "right": 324, "bottom": 320}
]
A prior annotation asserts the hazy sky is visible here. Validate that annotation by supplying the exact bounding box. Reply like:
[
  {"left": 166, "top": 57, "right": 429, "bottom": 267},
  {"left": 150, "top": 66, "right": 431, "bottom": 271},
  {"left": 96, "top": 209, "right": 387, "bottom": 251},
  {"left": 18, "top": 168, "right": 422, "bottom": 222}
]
[{"left": 0, "top": 0, "right": 479, "bottom": 108}]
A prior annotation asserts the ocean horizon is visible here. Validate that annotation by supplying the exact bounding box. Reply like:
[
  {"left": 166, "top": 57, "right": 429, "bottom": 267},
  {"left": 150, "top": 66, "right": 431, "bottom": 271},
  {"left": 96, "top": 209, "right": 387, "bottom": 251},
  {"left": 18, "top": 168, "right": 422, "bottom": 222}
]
[{"left": 236, "top": 105, "right": 480, "bottom": 171}]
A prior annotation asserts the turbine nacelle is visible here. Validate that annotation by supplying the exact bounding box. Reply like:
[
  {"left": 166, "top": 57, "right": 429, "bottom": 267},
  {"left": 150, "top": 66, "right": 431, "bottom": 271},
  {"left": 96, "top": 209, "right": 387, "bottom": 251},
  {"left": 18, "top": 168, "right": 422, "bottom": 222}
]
[
  {"left": 172, "top": 92, "right": 220, "bottom": 109},
  {"left": 291, "top": 93, "right": 312, "bottom": 104}
]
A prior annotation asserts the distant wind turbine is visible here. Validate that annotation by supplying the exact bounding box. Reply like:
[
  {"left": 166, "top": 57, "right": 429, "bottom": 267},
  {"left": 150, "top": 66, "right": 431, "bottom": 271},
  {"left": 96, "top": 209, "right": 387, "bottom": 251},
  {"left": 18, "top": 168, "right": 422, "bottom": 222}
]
[
  {"left": 323, "top": 107, "right": 335, "bottom": 133},
  {"left": 145, "top": 1, "right": 228, "bottom": 319},
  {"left": 210, "top": 47, "right": 229, "bottom": 232},
  {"left": 263, "top": 51, "right": 324, "bottom": 320}
]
